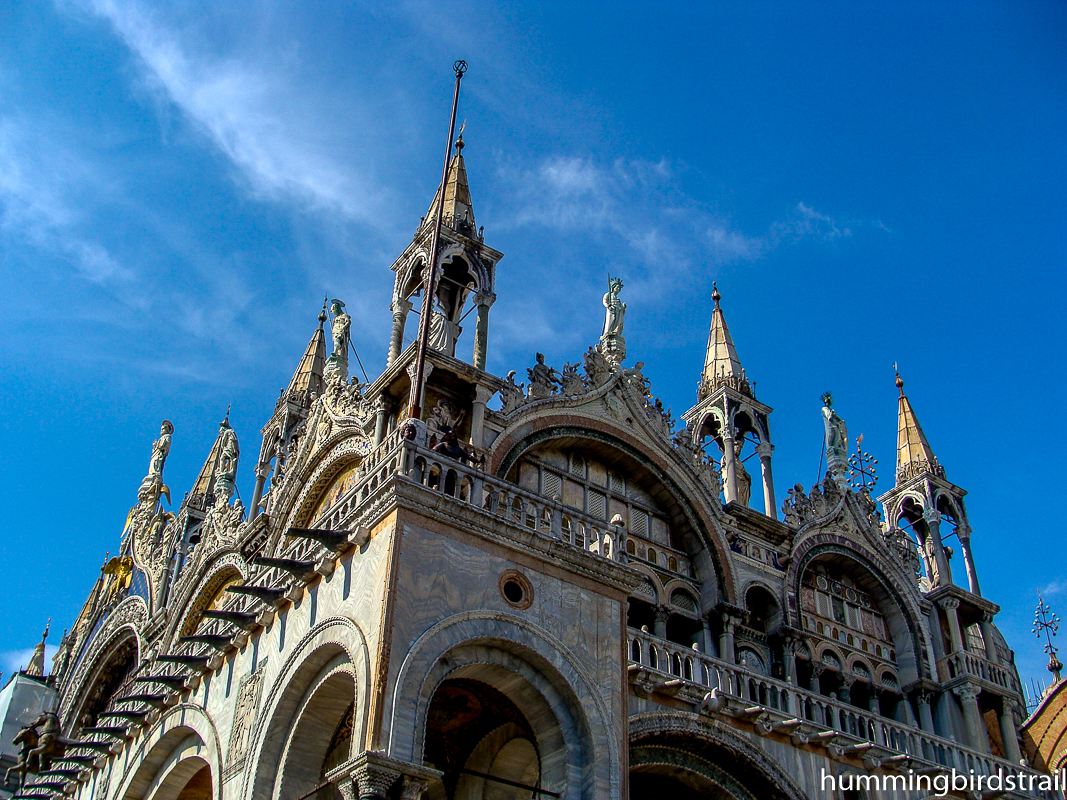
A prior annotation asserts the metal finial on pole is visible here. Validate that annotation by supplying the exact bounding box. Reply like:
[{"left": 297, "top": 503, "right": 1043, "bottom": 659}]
[
  {"left": 1034, "top": 594, "right": 1062, "bottom": 682},
  {"left": 408, "top": 61, "right": 467, "bottom": 420}
]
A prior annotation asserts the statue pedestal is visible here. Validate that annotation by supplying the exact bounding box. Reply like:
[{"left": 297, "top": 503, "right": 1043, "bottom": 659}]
[{"left": 597, "top": 335, "right": 626, "bottom": 369}]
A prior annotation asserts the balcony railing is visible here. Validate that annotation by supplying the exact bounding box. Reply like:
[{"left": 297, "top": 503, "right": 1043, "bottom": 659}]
[
  {"left": 627, "top": 630, "right": 1052, "bottom": 796},
  {"left": 307, "top": 434, "right": 630, "bottom": 567},
  {"left": 938, "top": 650, "right": 1021, "bottom": 694}
]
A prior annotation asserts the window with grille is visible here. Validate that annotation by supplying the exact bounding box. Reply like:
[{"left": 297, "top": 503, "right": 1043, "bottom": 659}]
[
  {"left": 543, "top": 471, "right": 562, "bottom": 499},
  {"left": 588, "top": 491, "right": 606, "bottom": 519}
]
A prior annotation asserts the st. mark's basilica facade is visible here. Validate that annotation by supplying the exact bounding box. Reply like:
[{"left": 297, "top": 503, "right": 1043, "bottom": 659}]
[{"left": 3, "top": 127, "right": 1060, "bottom": 800}]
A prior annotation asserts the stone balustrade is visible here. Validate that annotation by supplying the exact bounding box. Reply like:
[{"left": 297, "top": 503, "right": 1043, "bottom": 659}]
[
  {"left": 938, "top": 650, "right": 1020, "bottom": 694},
  {"left": 627, "top": 629, "right": 1052, "bottom": 795}
]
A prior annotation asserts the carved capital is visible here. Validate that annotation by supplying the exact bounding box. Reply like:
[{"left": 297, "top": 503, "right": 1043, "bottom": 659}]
[
  {"left": 938, "top": 597, "right": 960, "bottom": 611},
  {"left": 756, "top": 441, "right": 774, "bottom": 458},
  {"left": 953, "top": 684, "right": 981, "bottom": 702},
  {"left": 473, "top": 291, "right": 496, "bottom": 308},
  {"left": 922, "top": 507, "right": 942, "bottom": 526},
  {"left": 327, "top": 752, "right": 441, "bottom": 800},
  {"left": 472, "top": 384, "right": 495, "bottom": 405}
]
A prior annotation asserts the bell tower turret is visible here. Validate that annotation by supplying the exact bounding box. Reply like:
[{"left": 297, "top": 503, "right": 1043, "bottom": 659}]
[{"left": 682, "top": 284, "right": 776, "bottom": 517}]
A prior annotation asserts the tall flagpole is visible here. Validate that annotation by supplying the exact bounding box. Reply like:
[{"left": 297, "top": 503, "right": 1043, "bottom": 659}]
[{"left": 408, "top": 60, "right": 467, "bottom": 420}]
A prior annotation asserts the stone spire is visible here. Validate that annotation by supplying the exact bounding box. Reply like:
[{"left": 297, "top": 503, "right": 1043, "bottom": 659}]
[
  {"left": 895, "top": 371, "right": 942, "bottom": 482},
  {"left": 24, "top": 620, "right": 49, "bottom": 677},
  {"left": 190, "top": 414, "right": 240, "bottom": 504},
  {"left": 285, "top": 305, "right": 328, "bottom": 400},
  {"left": 423, "top": 134, "right": 476, "bottom": 237},
  {"left": 699, "top": 283, "right": 750, "bottom": 400}
]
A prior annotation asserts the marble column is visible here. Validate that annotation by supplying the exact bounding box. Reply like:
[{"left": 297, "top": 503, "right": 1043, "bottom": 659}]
[
  {"left": 653, "top": 606, "right": 670, "bottom": 640},
  {"left": 388, "top": 297, "right": 412, "bottom": 366},
  {"left": 472, "top": 293, "right": 494, "bottom": 371},
  {"left": 868, "top": 686, "right": 881, "bottom": 715},
  {"left": 999, "top": 705, "right": 1023, "bottom": 764},
  {"left": 721, "top": 432, "right": 738, "bottom": 504},
  {"left": 916, "top": 690, "right": 936, "bottom": 734},
  {"left": 979, "top": 612, "right": 999, "bottom": 664},
  {"left": 954, "top": 684, "right": 988, "bottom": 753},
  {"left": 249, "top": 459, "right": 272, "bottom": 521},
  {"left": 701, "top": 616, "right": 719, "bottom": 658},
  {"left": 757, "top": 440, "right": 776, "bottom": 518},
  {"left": 781, "top": 638, "right": 797, "bottom": 684},
  {"left": 924, "top": 508, "right": 953, "bottom": 587},
  {"left": 927, "top": 603, "right": 947, "bottom": 660},
  {"left": 373, "top": 397, "right": 391, "bottom": 447},
  {"left": 809, "top": 662, "right": 824, "bottom": 694},
  {"left": 939, "top": 597, "right": 964, "bottom": 655},
  {"left": 470, "top": 384, "right": 494, "bottom": 449},
  {"left": 837, "top": 676, "right": 853, "bottom": 704},
  {"left": 958, "top": 527, "right": 982, "bottom": 596},
  {"left": 718, "top": 612, "right": 737, "bottom": 665}
]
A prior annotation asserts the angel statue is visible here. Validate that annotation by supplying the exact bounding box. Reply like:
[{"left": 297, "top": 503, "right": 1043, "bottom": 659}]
[{"left": 602, "top": 276, "right": 626, "bottom": 339}]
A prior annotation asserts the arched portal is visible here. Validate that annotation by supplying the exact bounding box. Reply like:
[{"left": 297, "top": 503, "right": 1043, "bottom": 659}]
[
  {"left": 275, "top": 667, "right": 355, "bottom": 800},
  {"left": 147, "top": 761, "right": 211, "bottom": 800},
  {"left": 423, "top": 673, "right": 558, "bottom": 800}
]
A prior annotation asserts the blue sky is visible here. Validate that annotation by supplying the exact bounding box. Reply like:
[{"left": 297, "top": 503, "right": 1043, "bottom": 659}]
[{"left": 1, "top": 1, "right": 1064, "bottom": 696}]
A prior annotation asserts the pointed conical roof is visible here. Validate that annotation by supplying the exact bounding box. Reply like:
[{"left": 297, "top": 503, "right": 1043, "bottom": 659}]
[
  {"left": 699, "top": 284, "right": 751, "bottom": 398},
  {"left": 895, "top": 372, "right": 942, "bottom": 480},
  {"left": 286, "top": 307, "right": 327, "bottom": 399},
  {"left": 424, "top": 136, "right": 475, "bottom": 234},
  {"left": 190, "top": 415, "right": 237, "bottom": 498}
]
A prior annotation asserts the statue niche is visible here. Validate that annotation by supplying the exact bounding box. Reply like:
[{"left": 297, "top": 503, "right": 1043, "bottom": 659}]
[{"left": 426, "top": 253, "right": 477, "bottom": 358}]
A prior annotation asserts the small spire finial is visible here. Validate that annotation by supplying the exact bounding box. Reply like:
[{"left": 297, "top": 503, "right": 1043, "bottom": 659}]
[
  {"left": 455, "top": 120, "right": 466, "bottom": 152},
  {"left": 894, "top": 365, "right": 904, "bottom": 397},
  {"left": 712, "top": 281, "right": 721, "bottom": 308},
  {"left": 318, "top": 297, "right": 328, "bottom": 327}
]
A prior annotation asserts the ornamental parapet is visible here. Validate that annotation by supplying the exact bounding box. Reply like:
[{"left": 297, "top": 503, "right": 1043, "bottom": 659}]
[{"left": 627, "top": 629, "right": 1050, "bottom": 798}]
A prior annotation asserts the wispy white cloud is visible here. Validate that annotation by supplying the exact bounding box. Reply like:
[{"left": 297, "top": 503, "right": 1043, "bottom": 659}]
[
  {"left": 1041, "top": 579, "right": 1067, "bottom": 597},
  {"left": 74, "top": 0, "right": 394, "bottom": 224},
  {"left": 0, "top": 118, "right": 131, "bottom": 286}
]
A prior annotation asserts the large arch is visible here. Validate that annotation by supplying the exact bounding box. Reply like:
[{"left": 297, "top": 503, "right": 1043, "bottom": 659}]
[
  {"left": 113, "top": 704, "right": 224, "bottom": 800},
  {"left": 388, "top": 612, "right": 619, "bottom": 800},
  {"left": 489, "top": 415, "right": 736, "bottom": 606},
  {"left": 629, "top": 711, "right": 809, "bottom": 800},
  {"left": 242, "top": 617, "right": 371, "bottom": 800},
  {"left": 786, "top": 536, "right": 929, "bottom": 687}
]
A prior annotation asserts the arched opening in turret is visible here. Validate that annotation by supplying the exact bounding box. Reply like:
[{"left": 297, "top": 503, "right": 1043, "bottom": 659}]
[
  {"left": 694, "top": 409, "right": 769, "bottom": 513},
  {"left": 798, "top": 553, "right": 918, "bottom": 712},
  {"left": 896, "top": 496, "right": 933, "bottom": 584}
]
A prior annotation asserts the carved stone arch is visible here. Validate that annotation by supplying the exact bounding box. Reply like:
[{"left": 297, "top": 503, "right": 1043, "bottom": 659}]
[
  {"left": 396, "top": 246, "right": 432, "bottom": 306},
  {"left": 813, "top": 643, "right": 846, "bottom": 670},
  {"left": 628, "top": 711, "right": 808, "bottom": 800},
  {"left": 490, "top": 418, "right": 738, "bottom": 606},
  {"left": 847, "top": 655, "right": 875, "bottom": 678},
  {"left": 438, "top": 242, "right": 490, "bottom": 296},
  {"left": 741, "top": 579, "right": 784, "bottom": 633},
  {"left": 60, "top": 596, "right": 147, "bottom": 733},
  {"left": 631, "top": 565, "right": 665, "bottom": 603},
  {"left": 112, "top": 704, "right": 224, "bottom": 800},
  {"left": 661, "top": 577, "right": 698, "bottom": 604},
  {"left": 269, "top": 435, "right": 372, "bottom": 553},
  {"left": 387, "top": 611, "right": 618, "bottom": 800},
  {"left": 166, "top": 555, "right": 247, "bottom": 647},
  {"left": 786, "top": 537, "right": 929, "bottom": 686},
  {"left": 694, "top": 406, "right": 728, "bottom": 441},
  {"left": 242, "top": 616, "right": 371, "bottom": 800}
]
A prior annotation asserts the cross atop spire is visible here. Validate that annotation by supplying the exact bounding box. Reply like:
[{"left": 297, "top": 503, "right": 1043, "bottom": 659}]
[
  {"left": 699, "top": 282, "right": 750, "bottom": 399},
  {"left": 424, "top": 134, "right": 477, "bottom": 237},
  {"left": 895, "top": 371, "right": 943, "bottom": 482}
]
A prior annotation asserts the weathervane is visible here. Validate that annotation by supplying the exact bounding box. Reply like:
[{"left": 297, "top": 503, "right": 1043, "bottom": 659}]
[
  {"left": 1034, "top": 594, "right": 1062, "bottom": 682},
  {"left": 847, "top": 433, "right": 878, "bottom": 492}
]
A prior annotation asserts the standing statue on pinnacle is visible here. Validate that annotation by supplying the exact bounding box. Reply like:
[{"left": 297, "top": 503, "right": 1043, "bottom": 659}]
[
  {"left": 325, "top": 298, "right": 351, "bottom": 382},
  {"left": 598, "top": 276, "right": 627, "bottom": 368},
  {"left": 822, "top": 392, "right": 849, "bottom": 485}
]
